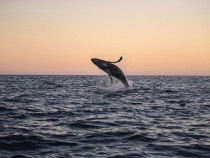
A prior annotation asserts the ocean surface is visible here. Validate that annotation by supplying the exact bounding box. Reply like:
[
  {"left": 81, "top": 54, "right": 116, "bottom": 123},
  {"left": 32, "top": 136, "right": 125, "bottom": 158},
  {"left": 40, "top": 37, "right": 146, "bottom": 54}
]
[{"left": 0, "top": 75, "right": 210, "bottom": 158}]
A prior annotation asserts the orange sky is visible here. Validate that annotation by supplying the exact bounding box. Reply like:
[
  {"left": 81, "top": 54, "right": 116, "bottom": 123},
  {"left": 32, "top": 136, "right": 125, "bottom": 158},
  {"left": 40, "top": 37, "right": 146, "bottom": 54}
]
[{"left": 0, "top": 0, "right": 210, "bottom": 75}]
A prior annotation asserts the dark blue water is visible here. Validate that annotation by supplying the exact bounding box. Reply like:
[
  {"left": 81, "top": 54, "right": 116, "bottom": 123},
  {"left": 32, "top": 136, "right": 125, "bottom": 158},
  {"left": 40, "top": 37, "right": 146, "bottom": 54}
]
[{"left": 0, "top": 75, "right": 210, "bottom": 158}]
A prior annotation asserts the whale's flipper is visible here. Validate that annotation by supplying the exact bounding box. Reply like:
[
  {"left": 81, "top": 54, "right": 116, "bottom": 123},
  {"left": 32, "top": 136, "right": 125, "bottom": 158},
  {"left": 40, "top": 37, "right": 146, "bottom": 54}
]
[
  {"left": 108, "top": 74, "right": 113, "bottom": 85},
  {"left": 110, "top": 56, "right": 123, "bottom": 63}
]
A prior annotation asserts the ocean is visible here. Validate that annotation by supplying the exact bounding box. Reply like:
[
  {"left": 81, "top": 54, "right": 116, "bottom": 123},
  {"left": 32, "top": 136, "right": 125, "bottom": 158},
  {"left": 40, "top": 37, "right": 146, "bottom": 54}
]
[{"left": 0, "top": 75, "right": 209, "bottom": 158}]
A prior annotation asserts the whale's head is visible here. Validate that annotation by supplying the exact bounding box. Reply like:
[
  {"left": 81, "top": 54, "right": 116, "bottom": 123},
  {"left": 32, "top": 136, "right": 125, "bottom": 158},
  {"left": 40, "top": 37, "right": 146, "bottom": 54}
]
[
  {"left": 91, "top": 58, "right": 109, "bottom": 70},
  {"left": 91, "top": 58, "right": 99, "bottom": 65}
]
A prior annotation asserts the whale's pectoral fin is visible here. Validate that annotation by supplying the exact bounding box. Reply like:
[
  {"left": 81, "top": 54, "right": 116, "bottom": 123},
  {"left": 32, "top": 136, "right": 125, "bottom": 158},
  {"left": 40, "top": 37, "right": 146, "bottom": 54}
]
[
  {"left": 110, "top": 56, "right": 123, "bottom": 63},
  {"left": 108, "top": 74, "right": 113, "bottom": 85}
]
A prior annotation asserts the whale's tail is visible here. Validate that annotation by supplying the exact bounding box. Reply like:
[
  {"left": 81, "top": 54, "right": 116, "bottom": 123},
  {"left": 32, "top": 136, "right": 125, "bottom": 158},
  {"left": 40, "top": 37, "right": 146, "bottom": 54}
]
[{"left": 110, "top": 56, "right": 123, "bottom": 63}]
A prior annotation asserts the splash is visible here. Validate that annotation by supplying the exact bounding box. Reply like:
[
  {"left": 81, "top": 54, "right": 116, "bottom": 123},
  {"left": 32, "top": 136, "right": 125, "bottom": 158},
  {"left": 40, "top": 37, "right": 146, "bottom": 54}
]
[{"left": 97, "top": 78, "right": 133, "bottom": 93}]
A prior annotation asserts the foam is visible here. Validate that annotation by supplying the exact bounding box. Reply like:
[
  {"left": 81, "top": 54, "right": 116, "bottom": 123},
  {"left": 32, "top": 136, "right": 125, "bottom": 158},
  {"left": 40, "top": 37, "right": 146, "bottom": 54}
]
[{"left": 97, "top": 79, "right": 133, "bottom": 93}]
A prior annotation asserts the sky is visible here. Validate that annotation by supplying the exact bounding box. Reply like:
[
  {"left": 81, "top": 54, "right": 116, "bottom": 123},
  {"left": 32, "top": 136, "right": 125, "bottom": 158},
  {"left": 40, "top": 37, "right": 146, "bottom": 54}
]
[{"left": 0, "top": 0, "right": 210, "bottom": 75}]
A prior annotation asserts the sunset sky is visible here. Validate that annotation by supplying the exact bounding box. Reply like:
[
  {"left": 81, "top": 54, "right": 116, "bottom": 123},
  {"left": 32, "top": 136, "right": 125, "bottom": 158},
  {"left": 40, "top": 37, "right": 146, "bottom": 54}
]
[{"left": 1, "top": 0, "right": 210, "bottom": 75}]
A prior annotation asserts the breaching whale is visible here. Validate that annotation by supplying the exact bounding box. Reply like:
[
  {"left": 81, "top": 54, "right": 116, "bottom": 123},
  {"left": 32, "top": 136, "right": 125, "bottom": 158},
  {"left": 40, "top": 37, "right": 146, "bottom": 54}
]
[{"left": 91, "top": 56, "right": 129, "bottom": 88}]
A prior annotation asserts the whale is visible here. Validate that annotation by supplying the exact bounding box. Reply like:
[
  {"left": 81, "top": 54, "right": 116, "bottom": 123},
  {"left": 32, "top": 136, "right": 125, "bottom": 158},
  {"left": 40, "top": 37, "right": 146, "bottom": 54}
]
[{"left": 91, "top": 56, "right": 129, "bottom": 88}]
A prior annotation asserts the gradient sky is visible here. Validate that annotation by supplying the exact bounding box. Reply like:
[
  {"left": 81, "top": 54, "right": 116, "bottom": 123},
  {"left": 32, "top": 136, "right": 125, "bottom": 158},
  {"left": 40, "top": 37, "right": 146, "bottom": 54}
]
[{"left": 1, "top": 0, "right": 210, "bottom": 75}]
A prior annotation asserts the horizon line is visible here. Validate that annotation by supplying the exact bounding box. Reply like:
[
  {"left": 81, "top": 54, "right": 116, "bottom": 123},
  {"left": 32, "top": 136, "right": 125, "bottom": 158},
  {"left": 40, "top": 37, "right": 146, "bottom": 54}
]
[{"left": 0, "top": 74, "right": 209, "bottom": 77}]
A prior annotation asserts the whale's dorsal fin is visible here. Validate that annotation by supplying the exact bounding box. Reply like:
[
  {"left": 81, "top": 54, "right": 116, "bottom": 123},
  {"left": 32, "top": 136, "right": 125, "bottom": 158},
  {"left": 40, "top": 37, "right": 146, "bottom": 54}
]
[{"left": 110, "top": 56, "right": 123, "bottom": 63}]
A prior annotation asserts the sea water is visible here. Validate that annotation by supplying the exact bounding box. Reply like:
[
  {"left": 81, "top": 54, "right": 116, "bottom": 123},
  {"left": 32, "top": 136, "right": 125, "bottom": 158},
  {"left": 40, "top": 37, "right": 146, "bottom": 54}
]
[{"left": 0, "top": 75, "right": 210, "bottom": 158}]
